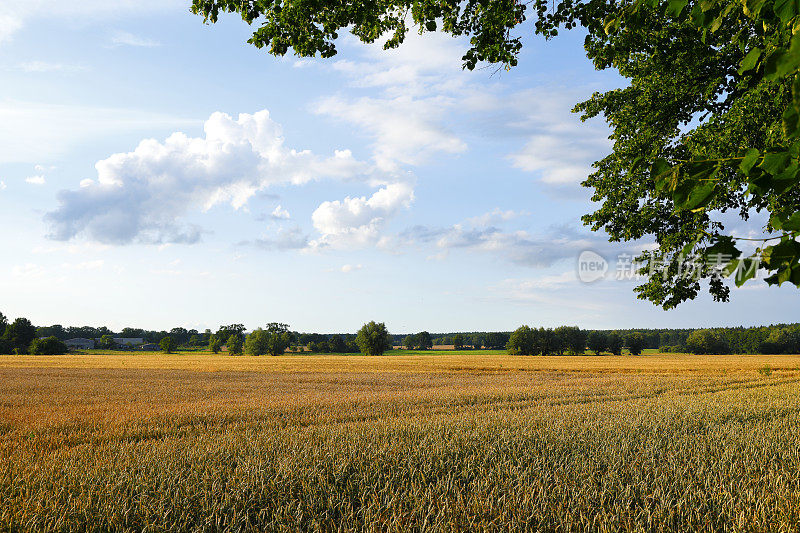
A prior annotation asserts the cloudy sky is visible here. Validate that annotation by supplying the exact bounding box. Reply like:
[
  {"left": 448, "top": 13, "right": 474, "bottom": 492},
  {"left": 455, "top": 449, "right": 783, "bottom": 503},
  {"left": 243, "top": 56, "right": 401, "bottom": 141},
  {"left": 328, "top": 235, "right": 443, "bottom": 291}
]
[{"left": 0, "top": 1, "right": 796, "bottom": 333}]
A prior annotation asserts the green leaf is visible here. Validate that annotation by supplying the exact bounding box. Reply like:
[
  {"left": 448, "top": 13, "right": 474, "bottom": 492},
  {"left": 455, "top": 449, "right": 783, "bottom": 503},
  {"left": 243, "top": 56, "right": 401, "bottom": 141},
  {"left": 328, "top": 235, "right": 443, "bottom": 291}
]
[
  {"left": 681, "top": 236, "right": 702, "bottom": 257},
  {"left": 771, "top": 210, "right": 800, "bottom": 231},
  {"left": 630, "top": 155, "right": 645, "bottom": 173},
  {"left": 666, "top": 0, "right": 689, "bottom": 17},
  {"left": 710, "top": 13, "right": 724, "bottom": 32},
  {"left": 684, "top": 160, "right": 717, "bottom": 180},
  {"left": 699, "top": 0, "right": 716, "bottom": 13},
  {"left": 764, "top": 33, "right": 800, "bottom": 81},
  {"left": 690, "top": 2, "right": 716, "bottom": 27},
  {"left": 774, "top": 0, "right": 800, "bottom": 23},
  {"left": 651, "top": 158, "right": 672, "bottom": 179},
  {"left": 705, "top": 236, "right": 741, "bottom": 260},
  {"left": 779, "top": 164, "right": 800, "bottom": 189},
  {"left": 723, "top": 258, "right": 759, "bottom": 287},
  {"left": 743, "top": 0, "right": 768, "bottom": 19},
  {"left": 738, "top": 47, "right": 762, "bottom": 74},
  {"left": 682, "top": 182, "right": 717, "bottom": 210},
  {"left": 783, "top": 106, "right": 800, "bottom": 138},
  {"left": 651, "top": 158, "right": 677, "bottom": 192},
  {"left": 765, "top": 264, "right": 800, "bottom": 286},
  {"left": 739, "top": 148, "right": 761, "bottom": 174},
  {"left": 671, "top": 181, "right": 695, "bottom": 206},
  {"left": 762, "top": 238, "right": 800, "bottom": 270},
  {"left": 759, "top": 152, "right": 792, "bottom": 175},
  {"left": 673, "top": 160, "right": 719, "bottom": 210},
  {"left": 783, "top": 211, "right": 800, "bottom": 231},
  {"left": 603, "top": 16, "right": 619, "bottom": 35}
]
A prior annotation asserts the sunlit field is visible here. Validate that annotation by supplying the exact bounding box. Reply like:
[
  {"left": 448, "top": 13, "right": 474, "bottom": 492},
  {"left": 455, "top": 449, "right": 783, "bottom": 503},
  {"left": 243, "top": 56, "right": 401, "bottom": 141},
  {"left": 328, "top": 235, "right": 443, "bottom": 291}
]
[{"left": 2, "top": 351, "right": 800, "bottom": 531}]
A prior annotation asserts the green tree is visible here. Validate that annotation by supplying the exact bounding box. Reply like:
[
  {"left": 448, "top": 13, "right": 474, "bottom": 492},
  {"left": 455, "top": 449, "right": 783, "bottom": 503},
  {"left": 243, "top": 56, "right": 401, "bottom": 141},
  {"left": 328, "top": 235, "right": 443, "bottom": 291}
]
[
  {"left": 262, "top": 323, "right": 293, "bottom": 356},
  {"left": 470, "top": 334, "right": 484, "bottom": 349},
  {"left": 188, "top": 334, "right": 203, "bottom": 347},
  {"left": 507, "top": 326, "right": 536, "bottom": 355},
  {"left": 685, "top": 329, "right": 729, "bottom": 355},
  {"left": 3, "top": 318, "right": 36, "bottom": 354},
  {"left": 98, "top": 335, "right": 116, "bottom": 350},
  {"left": 453, "top": 333, "right": 464, "bottom": 350},
  {"left": 209, "top": 334, "right": 222, "bottom": 354},
  {"left": 191, "top": 0, "right": 800, "bottom": 305},
  {"left": 557, "top": 326, "right": 587, "bottom": 355},
  {"left": 542, "top": 327, "right": 557, "bottom": 355},
  {"left": 553, "top": 326, "right": 573, "bottom": 355},
  {"left": 606, "top": 333, "right": 623, "bottom": 356},
  {"left": 355, "top": 321, "right": 392, "bottom": 356},
  {"left": 587, "top": 331, "right": 607, "bottom": 355},
  {"left": 30, "top": 336, "right": 68, "bottom": 355},
  {"left": 245, "top": 329, "right": 269, "bottom": 356},
  {"left": 227, "top": 334, "right": 244, "bottom": 356},
  {"left": 216, "top": 324, "right": 245, "bottom": 345},
  {"left": 402, "top": 335, "right": 415, "bottom": 350},
  {"left": 485, "top": 332, "right": 510, "bottom": 350},
  {"left": 159, "top": 336, "right": 177, "bottom": 354},
  {"left": 0, "top": 313, "right": 8, "bottom": 354},
  {"left": 328, "top": 334, "right": 347, "bottom": 353},
  {"left": 626, "top": 333, "right": 645, "bottom": 356},
  {"left": 415, "top": 331, "right": 433, "bottom": 350},
  {"left": 760, "top": 325, "right": 800, "bottom": 354}
]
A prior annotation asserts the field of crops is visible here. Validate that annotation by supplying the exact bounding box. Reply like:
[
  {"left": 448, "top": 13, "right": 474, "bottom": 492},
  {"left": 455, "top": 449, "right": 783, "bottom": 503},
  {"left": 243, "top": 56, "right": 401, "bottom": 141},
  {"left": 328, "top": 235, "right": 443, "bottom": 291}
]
[{"left": 2, "top": 351, "right": 800, "bottom": 531}]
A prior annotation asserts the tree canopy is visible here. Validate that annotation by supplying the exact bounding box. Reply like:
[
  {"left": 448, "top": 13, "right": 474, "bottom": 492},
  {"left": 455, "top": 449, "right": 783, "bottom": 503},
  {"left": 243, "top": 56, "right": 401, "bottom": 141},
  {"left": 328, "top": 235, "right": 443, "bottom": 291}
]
[
  {"left": 191, "top": 0, "right": 800, "bottom": 308},
  {"left": 356, "top": 321, "right": 393, "bottom": 356},
  {"left": 403, "top": 331, "right": 433, "bottom": 350},
  {"left": 159, "top": 336, "right": 177, "bottom": 354},
  {"left": 246, "top": 323, "right": 294, "bottom": 356},
  {"left": 30, "top": 337, "right": 68, "bottom": 356},
  {"left": 3, "top": 318, "right": 36, "bottom": 355},
  {"left": 626, "top": 333, "right": 645, "bottom": 356}
]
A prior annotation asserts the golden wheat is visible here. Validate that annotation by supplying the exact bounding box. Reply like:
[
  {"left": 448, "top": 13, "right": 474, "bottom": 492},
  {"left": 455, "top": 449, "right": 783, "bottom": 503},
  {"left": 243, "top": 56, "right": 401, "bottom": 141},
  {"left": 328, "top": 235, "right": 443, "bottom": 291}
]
[{"left": 1, "top": 352, "right": 799, "bottom": 531}]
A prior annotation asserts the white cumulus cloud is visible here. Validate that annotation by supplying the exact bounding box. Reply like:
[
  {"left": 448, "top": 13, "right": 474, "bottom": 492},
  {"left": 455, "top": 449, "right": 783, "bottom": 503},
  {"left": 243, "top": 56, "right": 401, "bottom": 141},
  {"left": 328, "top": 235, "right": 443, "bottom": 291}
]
[
  {"left": 310, "top": 182, "right": 414, "bottom": 249},
  {"left": 45, "top": 109, "right": 368, "bottom": 244},
  {"left": 25, "top": 175, "right": 45, "bottom": 185}
]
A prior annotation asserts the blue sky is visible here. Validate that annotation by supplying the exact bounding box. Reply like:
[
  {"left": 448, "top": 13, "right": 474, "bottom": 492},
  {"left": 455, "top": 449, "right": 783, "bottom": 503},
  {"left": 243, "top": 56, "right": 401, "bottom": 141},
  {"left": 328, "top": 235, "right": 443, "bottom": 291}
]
[{"left": 0, "top": 1, "right": 797, "bottom": 333}]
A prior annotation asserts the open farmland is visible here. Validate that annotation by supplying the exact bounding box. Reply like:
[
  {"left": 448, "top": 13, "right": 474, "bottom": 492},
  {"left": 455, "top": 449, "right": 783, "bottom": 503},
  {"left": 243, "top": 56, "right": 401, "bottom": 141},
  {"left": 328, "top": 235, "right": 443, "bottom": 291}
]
[{"left": 2, "top": 352, "right": 800, "bottom": 531}]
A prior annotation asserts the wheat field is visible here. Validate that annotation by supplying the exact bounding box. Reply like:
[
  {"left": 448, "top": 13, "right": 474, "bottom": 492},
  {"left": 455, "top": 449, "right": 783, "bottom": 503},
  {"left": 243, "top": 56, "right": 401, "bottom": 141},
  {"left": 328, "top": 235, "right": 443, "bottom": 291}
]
[{"left": 1, "top": 351, "right": 800, "bottom": 531}]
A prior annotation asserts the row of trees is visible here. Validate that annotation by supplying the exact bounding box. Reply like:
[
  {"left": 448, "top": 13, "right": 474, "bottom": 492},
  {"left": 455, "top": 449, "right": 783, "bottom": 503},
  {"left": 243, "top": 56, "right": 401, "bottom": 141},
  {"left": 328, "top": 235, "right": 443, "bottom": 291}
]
[
  {"left": 307, "top": 335, "right": 359, "bottom": 354},
  {"left": 9, "top": 309, "right": 800, "bottom": 356},
  {"left": 203, "top": 322, "right": 394, "bottom": 357},
  {"left": 427, "top": 332, "right": 511, "bottom": 349},
  {"left": 506, "top": 326, "right": 644, "bottom": 356},
  {"left": 674, "top": 325, "right": 800, "bottom": 356},
  {"left": 35, "top": 324, "right": 212, "bottom": 348}
]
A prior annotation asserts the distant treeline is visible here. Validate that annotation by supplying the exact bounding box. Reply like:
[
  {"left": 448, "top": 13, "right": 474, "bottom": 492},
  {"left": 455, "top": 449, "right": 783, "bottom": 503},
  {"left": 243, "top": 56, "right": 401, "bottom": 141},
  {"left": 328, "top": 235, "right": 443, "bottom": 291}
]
[
  {"left": 35, "top": 325, "right": 212, "bottom": 347},
  {"left": 1, "top": 309, "right": 799, "bottom": 355}
]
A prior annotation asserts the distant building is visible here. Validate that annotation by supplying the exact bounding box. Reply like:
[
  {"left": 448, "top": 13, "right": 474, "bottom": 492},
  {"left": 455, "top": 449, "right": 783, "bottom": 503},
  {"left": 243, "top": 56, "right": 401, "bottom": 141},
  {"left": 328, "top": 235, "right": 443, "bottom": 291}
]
[
  {"left": 138, "top": 343, "right": 160, "bottom": 351},
  {"left": 64, "top": 338, "right": 95, "bottom": 350},
  {"left": 113, "top": 338, "right": 144, "bottom": 347}
]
